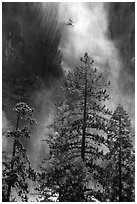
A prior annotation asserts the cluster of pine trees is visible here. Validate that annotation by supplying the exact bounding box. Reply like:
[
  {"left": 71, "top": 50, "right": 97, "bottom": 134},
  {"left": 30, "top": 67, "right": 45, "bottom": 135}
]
[{"left": 2, "top": 53, "right": 135, "bottom": 202}]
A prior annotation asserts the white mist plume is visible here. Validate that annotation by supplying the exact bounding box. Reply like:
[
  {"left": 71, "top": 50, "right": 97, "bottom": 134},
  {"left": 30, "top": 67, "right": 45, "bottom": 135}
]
[
  {"left": 59, "top": 3, "right": 119, "bottom": 64},
  {"left": 2, "top": 111, "right": 9, "bottom": 130},
  {"left": 2, "top": 111, "right": 11, "bottom": 150},
  {"left": 58, "top": 2, "right": 127, "bottom": 115},
  {"left": 58, "top": 2, "right": 121, "bottom": 94},
  {"left": 29, "top": 89, "right": 55, "bottom": 168}
]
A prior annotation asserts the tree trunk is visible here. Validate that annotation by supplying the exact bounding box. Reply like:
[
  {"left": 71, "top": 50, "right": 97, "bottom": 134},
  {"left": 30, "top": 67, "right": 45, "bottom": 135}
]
[
  {"left": 119, "top": 150, "right": 122, "bottom": 201},
  {"left": 81, "top": 67, "right": 87, "bottom": 161},
  {"left": 6, "top": 114, "right": 20, "bottom": 202},
  {"left": 118, "top": 120, "right": 122, "bottom": 202}
]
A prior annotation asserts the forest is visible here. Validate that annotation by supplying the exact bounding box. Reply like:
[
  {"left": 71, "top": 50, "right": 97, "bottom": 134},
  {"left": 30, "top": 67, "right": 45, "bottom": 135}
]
[{"left": 2, "top": 2, "right": 135, "bottom": 202}]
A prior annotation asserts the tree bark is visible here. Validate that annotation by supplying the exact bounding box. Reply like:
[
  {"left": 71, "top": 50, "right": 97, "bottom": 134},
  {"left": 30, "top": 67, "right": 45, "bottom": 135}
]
[
  {"left": 81, "top": 66, "right": 87, "bottom": 161},
  {"left": 118, "top": 119, "right": 122, "bottom": 202},
  {"left": 6, "top": 113, "right": 20, "bottom": 202}
]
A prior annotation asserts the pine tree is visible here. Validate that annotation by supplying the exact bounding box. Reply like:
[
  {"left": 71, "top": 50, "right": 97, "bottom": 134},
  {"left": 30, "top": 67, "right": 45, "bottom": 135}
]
[
  {"left": 63, "top": 53, "right": 111, "bottom": 164},
  {"left": 37, "top": 157, "right": 89, "bottom": 201},
  {"left": 36, "top": 101, "right": 90, "bottom": 201},
  {"left": 104, "top": 104, "right": 135, "bottom": 202},
  {"left": 37, "top": 53, "right": 111, "bottom": 201},
  {"left": 2, "top": 102, "right": 36, "bottom": 202}
]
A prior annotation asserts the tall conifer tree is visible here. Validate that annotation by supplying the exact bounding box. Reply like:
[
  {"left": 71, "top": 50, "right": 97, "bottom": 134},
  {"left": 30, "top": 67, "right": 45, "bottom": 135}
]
[
  {"left": 104, "top": 105, "right": 135, "bottom": 202},
  {"left": 2, "top": 102, "right": 36, "bottom": 202},
  {"left": 37, "top": 53, "right": 111, "bottom": 201}
]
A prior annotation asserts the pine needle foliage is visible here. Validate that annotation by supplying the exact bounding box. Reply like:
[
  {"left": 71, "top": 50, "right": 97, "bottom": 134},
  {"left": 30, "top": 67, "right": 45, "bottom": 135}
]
[
  {"left": 2, "top": 102, "right": 36, "bottom": 202},
  {"left": 103, "top": 105, "right": 135, "bottom": 202},
  {"left": 37, "top": 53, "right": 111, "bottom": 201}
]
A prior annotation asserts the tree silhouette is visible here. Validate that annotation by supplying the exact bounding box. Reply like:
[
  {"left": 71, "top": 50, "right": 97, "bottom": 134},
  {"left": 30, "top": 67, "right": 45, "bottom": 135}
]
[
  {"left": 37, "top": 53, "right": 111, "bottom": 201},
  {"left": 2, "top": 102, "right": 36, "bottom": 202},
  {"left": 104, "top": 105, "right": 135, "bottom": 201},
  {"left": 63, "top": 53, "right": 111, "bottom": 162}
]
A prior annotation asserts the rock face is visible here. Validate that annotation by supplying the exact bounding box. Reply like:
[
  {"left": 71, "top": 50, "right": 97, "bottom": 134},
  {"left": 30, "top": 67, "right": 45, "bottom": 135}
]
[
  {"left": 2, "top": 3, "right": 63, "bottom": 124},
  {"left": 108, "top": 2, "right": 135, "bottom": 95}
]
